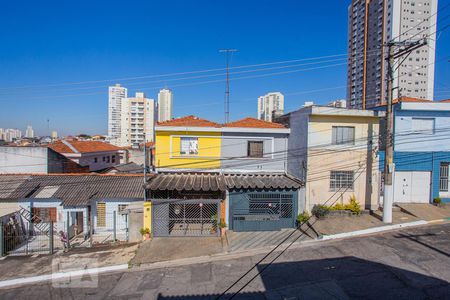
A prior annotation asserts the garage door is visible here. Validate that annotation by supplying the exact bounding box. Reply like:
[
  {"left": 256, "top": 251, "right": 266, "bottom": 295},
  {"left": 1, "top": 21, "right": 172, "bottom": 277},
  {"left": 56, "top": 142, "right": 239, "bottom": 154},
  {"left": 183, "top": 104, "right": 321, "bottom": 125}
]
[
  {"left": 394, "top": 171, "right": 431, "bottom": 203},
  {"left": 152, "top": 199, "right": 220, "bottom": 237},
  {"left": 231, "top": 192, "right": 296, "bottom": 232}
]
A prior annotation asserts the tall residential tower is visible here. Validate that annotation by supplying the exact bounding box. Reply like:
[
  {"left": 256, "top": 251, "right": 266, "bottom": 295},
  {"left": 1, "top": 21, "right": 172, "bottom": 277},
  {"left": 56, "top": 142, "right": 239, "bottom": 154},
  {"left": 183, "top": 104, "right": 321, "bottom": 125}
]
[
  {"left": 347, "top": 0, "right": 438, "bottom": 109},
  {"left": 257, "top": 92, "right": 284, "bottom": 122},
  {"left": 108, "top": 84, "right": 128, "bottom": 146},
  {"left": 120, "top": 92, "right": 156, "bottom": 148},
  {"left": 157, "top": 88, "right": 173, "bottom": 122}
]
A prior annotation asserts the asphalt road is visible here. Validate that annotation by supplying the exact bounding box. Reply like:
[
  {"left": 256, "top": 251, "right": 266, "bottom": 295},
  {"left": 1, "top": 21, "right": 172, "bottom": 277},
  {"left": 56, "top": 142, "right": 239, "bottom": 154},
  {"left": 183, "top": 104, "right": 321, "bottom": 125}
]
[{"left": 1, "top": 223, "right": 450, "bottom": 299}]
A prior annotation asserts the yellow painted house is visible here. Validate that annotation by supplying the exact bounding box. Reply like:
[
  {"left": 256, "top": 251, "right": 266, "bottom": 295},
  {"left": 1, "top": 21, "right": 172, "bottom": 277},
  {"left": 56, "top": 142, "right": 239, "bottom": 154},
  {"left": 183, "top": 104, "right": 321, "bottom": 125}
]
[{"left": 155, "top": 116, "right": 222, "bottom": 170}]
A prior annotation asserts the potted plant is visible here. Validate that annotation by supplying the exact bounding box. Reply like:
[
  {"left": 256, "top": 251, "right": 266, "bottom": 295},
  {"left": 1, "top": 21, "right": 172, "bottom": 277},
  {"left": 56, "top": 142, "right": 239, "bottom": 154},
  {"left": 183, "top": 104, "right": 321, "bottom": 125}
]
[
  {"left": 218, "top": 220, "right": 227, "bottom": 236},
  {"left": 296, "top": 211, "right": 310, "bottom": 227},
  {"left": 140, "top": 227, "right": 150, "bottom": 240},
  {"left": 210, "top": 214, "right": 218, "bottom": 234},
  {"left": 433, "top": 197, "right": 442, "bottom": 207}
]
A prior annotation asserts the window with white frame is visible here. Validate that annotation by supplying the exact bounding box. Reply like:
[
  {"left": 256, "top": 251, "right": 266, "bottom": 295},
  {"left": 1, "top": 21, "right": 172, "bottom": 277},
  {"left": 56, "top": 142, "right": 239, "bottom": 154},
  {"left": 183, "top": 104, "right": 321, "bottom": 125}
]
[
  {"left": 180, "top": 137, "right": 198, "bottom": 155},
  {"left": 412, "top": 118, "right": 435, "bottom": 135},
  {"left": 330, "top": 171, "right": 354, "bottom": 191},
  {"left": 332, "top": 126, "right": 355, "bottom": 145},
  {"left": 439, "top": 163, "right": 449, "bottom": 192}
]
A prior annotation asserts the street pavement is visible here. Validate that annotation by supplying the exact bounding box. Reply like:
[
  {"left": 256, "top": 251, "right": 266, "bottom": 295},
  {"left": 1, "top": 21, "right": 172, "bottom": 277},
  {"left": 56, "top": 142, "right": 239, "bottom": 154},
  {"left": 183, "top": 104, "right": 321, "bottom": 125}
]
[{"left": 1, "top": 223, "right": 449, "bottom": 299}]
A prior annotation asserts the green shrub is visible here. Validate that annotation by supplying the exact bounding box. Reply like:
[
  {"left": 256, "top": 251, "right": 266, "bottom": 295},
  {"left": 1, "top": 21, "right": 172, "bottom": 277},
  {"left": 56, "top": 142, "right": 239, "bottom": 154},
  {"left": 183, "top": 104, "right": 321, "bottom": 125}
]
[
  {"left": 218, "top": 220, "right": 227, "bottom": 228},
  {"left": 330, "top": 203, "right": 345, "bottom": 211},
  {"left": 433, "top": 197, "right": 442, "bottom": 205},
  {"left": 139, "top": 227, "right": 150, "bottom": 235},
  {"left": 311, "top": 205, "right": 330, "bottom": 218},
  {"left": 344, "top": 195, "right": 361, "bottom": 214},
  {"left": 297, "top": 212, "right": 310, "bottom": 224}
]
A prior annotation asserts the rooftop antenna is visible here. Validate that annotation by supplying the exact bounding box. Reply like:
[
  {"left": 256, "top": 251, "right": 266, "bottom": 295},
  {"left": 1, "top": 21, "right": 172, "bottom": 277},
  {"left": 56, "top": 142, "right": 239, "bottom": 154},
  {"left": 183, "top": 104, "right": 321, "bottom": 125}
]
[
  {"left": 219, "top": 49, "right": 237, "bottom": 123},
  {"left": 47, "top": 118, "right": 50, "bottom": 137}
]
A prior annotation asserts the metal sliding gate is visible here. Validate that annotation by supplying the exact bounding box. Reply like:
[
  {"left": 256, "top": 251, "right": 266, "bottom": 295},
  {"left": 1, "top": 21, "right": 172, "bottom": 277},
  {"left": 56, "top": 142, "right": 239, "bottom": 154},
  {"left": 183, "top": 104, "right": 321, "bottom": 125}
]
[
  {"left": 152, "top": 199, "right": 220, "bottom": 237},
  {"left": 231, "top": 192, "right": 296, "bottom": 232}
]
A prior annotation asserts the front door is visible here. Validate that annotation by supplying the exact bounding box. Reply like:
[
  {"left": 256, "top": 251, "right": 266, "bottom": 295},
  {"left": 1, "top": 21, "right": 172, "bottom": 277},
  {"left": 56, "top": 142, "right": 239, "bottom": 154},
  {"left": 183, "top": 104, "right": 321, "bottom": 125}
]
[{"left": 394, "top": 171, "right": 431, "bottom": 203}]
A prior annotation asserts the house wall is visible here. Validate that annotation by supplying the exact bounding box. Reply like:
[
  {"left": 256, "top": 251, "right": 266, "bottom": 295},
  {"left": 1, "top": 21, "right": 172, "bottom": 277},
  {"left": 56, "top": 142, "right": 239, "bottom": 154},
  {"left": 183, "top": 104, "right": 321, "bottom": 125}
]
[
  {"left": 306, "top": 149, "right": 379, "bottom": 211},
  {"left": 76, "top": 151, "right": 121, "bottom": 171},
  {"left": 220, "top": 132, "right": 288, "bottom": 172},
  {"left": 155, "top": 131, "right": 221, "bottom": 169},
  {"left": 0, "top": 147, "right": 48, "bottom": 174},
  {"left": 92, "top": 199, "right": 136, "bottom": 233},
  {"left": 394, "top": 108, "right": 450, "bottom": 152},
  {"left": 379, "top": 151, "right": 450, "bottom": 203},
  {"left": 305, "top": 114, "right": 380, "bottom": 211},
  {"left": 284, "top": 109, "right": 310, "bottom": 180},
  {"left": 0, "top": 202, "right": 20, "bottom": 217}
]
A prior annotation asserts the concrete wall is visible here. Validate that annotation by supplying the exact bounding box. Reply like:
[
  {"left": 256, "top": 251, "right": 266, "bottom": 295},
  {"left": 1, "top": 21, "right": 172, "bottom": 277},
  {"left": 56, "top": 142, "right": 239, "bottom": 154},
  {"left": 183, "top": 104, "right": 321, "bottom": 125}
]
[
  {"left": 284, "top": 109, "right": 310, "bottom": 180},
  {"left": 92, "top": 199, "right": 141, "bottom": 232},
  {"left": 0, "top": 147, "right": 48, "bottom": 174},
  {"left": 220, "top": 132, "right": 288, "bottom": 172}
]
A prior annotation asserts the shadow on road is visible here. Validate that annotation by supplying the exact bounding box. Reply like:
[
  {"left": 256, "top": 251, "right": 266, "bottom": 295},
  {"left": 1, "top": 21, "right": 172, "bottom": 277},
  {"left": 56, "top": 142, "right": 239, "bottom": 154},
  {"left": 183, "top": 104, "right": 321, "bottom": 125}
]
[{"left": 156, "top": 256, "right": 450, "bottom": 299}]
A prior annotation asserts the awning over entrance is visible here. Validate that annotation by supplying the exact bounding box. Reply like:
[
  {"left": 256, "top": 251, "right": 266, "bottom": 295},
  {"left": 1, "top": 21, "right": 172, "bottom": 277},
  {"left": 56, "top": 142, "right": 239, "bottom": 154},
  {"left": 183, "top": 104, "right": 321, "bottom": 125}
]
[
  {"left": 145, "top": 172, "right": 227, "bottom": 192},
  {"left": 145, "top": 172, "right": 304, "bottom": 192}
]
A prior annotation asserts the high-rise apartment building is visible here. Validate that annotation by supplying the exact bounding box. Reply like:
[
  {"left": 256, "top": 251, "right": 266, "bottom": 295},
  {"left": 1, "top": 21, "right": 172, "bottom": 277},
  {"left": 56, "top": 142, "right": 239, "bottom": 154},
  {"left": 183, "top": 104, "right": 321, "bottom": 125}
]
[
  {"left": 347, "top": 0, "right": 438, "bottom": 109},
  {"left": 157, "top": 88, "right": 173, "bottom": 122},
  {"left": 108, "top": 84, "right": 128, "bottom": 146},
  {"left": 0, "top": 128, "right": 22, "bottom": 142},
  {"left": 120, "top": 92, "right": 156, "bottom": 148},
  {"left": 25, "top": 125, "right": 34, "bottom": 138},
  {"left": 257, "top": 92, "right": 284, "bottom": 122}
]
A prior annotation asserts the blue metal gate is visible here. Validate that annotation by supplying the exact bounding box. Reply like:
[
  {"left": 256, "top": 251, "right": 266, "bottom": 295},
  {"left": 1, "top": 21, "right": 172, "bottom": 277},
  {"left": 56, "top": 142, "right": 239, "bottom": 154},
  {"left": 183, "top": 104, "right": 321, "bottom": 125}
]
[{"left": 230, "top": 191, "right": 297, "bottom": 232}]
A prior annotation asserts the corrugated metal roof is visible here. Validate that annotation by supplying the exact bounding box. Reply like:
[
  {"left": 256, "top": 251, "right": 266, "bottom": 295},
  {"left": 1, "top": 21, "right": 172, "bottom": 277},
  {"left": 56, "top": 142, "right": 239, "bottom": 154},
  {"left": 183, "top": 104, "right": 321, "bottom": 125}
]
[
  {"left": 224, "top": 173, "right": 303, "bottom": 189},
  {"left": 146, "top": 172, "right": 227, "bottom": 192},
  {"left": 145, "top": 172, "right": 303, "bottom": 192},
  {"left": 0, "top": 174, "right": 146, "bottom": 207},
  {"left": 0, "top": 175, "right": 31, "bottom": 199}
]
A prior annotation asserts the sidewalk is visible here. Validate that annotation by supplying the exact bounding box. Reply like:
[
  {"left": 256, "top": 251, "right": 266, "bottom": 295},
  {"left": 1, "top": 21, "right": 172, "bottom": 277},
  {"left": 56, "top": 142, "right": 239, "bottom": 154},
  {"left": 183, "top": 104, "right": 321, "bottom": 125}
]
[
  {"left": 395, "top": 203, "right": 450, "bottom": 222},
  {"left": 0, "top": 243, "right": 138, "bottom": 282}
]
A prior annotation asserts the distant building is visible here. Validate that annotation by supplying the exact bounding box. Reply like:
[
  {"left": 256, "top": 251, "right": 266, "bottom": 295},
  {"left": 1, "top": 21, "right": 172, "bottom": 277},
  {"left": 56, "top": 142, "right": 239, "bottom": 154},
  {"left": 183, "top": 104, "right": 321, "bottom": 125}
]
[
  {"left": 0, "top": 129, "right": 22, "bottom": 142},
  {"left": 257, "top": 92, "right": 284, "bottom": 122},
  {"left": 108, "top": 84, "right": 128, "bottom": 146},
  {"left": 120, "top": 92, "right": 156, "bottom": 147},
  {"left": 51, "top": 131, "right": 58, "bottom": 140},
  {"left": 347, "top": 0, "right": 438, "bottom": 109},
  {"left": 25, "top": 125, "right": 34, "bottom": 138},
  {"left": 49, "top": 140, "right": 121, "bottom": 172},
  {"left": 327, "top": 99, "right": 347, "bottom": 108},
  {"left": 157, "top": 88, "right": 173, "bottom": 122}
]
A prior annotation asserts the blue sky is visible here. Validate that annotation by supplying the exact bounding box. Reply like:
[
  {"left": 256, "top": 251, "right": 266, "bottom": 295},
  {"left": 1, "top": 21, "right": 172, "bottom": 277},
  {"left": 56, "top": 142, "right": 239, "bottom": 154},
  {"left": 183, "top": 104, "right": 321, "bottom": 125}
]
[{"left": 0, "top": 0, "right": 449, "bottom": 136}]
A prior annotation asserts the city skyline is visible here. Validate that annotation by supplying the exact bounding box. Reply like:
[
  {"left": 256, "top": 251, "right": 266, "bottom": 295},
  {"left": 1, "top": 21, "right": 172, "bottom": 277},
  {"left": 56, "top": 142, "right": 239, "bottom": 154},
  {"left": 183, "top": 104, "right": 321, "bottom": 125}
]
[{"left": 0, "top": 0, "right": 449, "bottom": 136}]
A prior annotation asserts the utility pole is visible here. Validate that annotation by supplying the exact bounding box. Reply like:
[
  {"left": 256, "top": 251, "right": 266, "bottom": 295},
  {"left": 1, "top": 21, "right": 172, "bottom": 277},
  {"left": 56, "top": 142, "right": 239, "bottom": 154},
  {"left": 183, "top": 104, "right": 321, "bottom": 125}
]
[
  {"left": 219, "top": 49, "right": 237, "bottom": 123},
  {"left": 383, "top": 38, "right": 427, "bottom": 223}
]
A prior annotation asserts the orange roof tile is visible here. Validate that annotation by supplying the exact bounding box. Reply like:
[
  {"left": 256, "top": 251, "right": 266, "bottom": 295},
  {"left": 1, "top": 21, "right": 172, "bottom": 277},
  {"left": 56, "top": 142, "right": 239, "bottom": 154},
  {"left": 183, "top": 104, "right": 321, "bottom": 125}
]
[
  {"left": 394, "top": 96, "right": 433, "bottom": 104},
  {"left": 49, "top": 140, "right": 121, "bottom": 154},
  {"left": 223, "top": 117, "right": 286, "bottom": 128},
  {"left": 157, "top": 115, "right": 221, "bottom": 127},
  {"left": 439, "top": 99, "right": 450, "bottom": 103}
]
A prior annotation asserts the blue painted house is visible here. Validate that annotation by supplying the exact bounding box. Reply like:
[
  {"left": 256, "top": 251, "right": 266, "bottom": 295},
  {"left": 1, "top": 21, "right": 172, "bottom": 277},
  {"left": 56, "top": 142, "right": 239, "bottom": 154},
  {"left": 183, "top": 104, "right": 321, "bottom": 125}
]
[{"left": 377, "top": 98, "right": 450, "bottom": 204}]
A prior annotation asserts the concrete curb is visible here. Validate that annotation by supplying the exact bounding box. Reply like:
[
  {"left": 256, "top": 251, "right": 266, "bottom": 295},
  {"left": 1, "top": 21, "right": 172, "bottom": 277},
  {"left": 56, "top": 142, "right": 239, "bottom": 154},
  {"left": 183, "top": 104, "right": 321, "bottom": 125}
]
[
  {"left": 0, "top": 264, "right": 128, "bottom": 289},
  {"left": 319, "top": 220, "right": 429, "bottom": 241}
]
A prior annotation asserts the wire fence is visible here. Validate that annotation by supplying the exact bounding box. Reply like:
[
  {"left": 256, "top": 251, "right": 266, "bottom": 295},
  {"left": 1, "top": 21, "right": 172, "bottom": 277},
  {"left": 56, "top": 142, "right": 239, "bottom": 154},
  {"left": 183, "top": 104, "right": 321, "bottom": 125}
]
[{"left": 0, "top": 210, "right": 130, "bottom": 256}]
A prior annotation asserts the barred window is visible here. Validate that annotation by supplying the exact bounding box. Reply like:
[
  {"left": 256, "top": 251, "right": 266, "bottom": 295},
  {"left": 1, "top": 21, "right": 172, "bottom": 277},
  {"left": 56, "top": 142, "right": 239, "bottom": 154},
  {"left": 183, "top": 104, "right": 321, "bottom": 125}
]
[
  {"left": 439, "top": 163, "right": 448, "bottom": 192},
  {"left": 330, "top": 171, "right": 354, "bottom": 191},
  {"left": 332, "top": 126, "right": 355, "bottom": 145}
]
